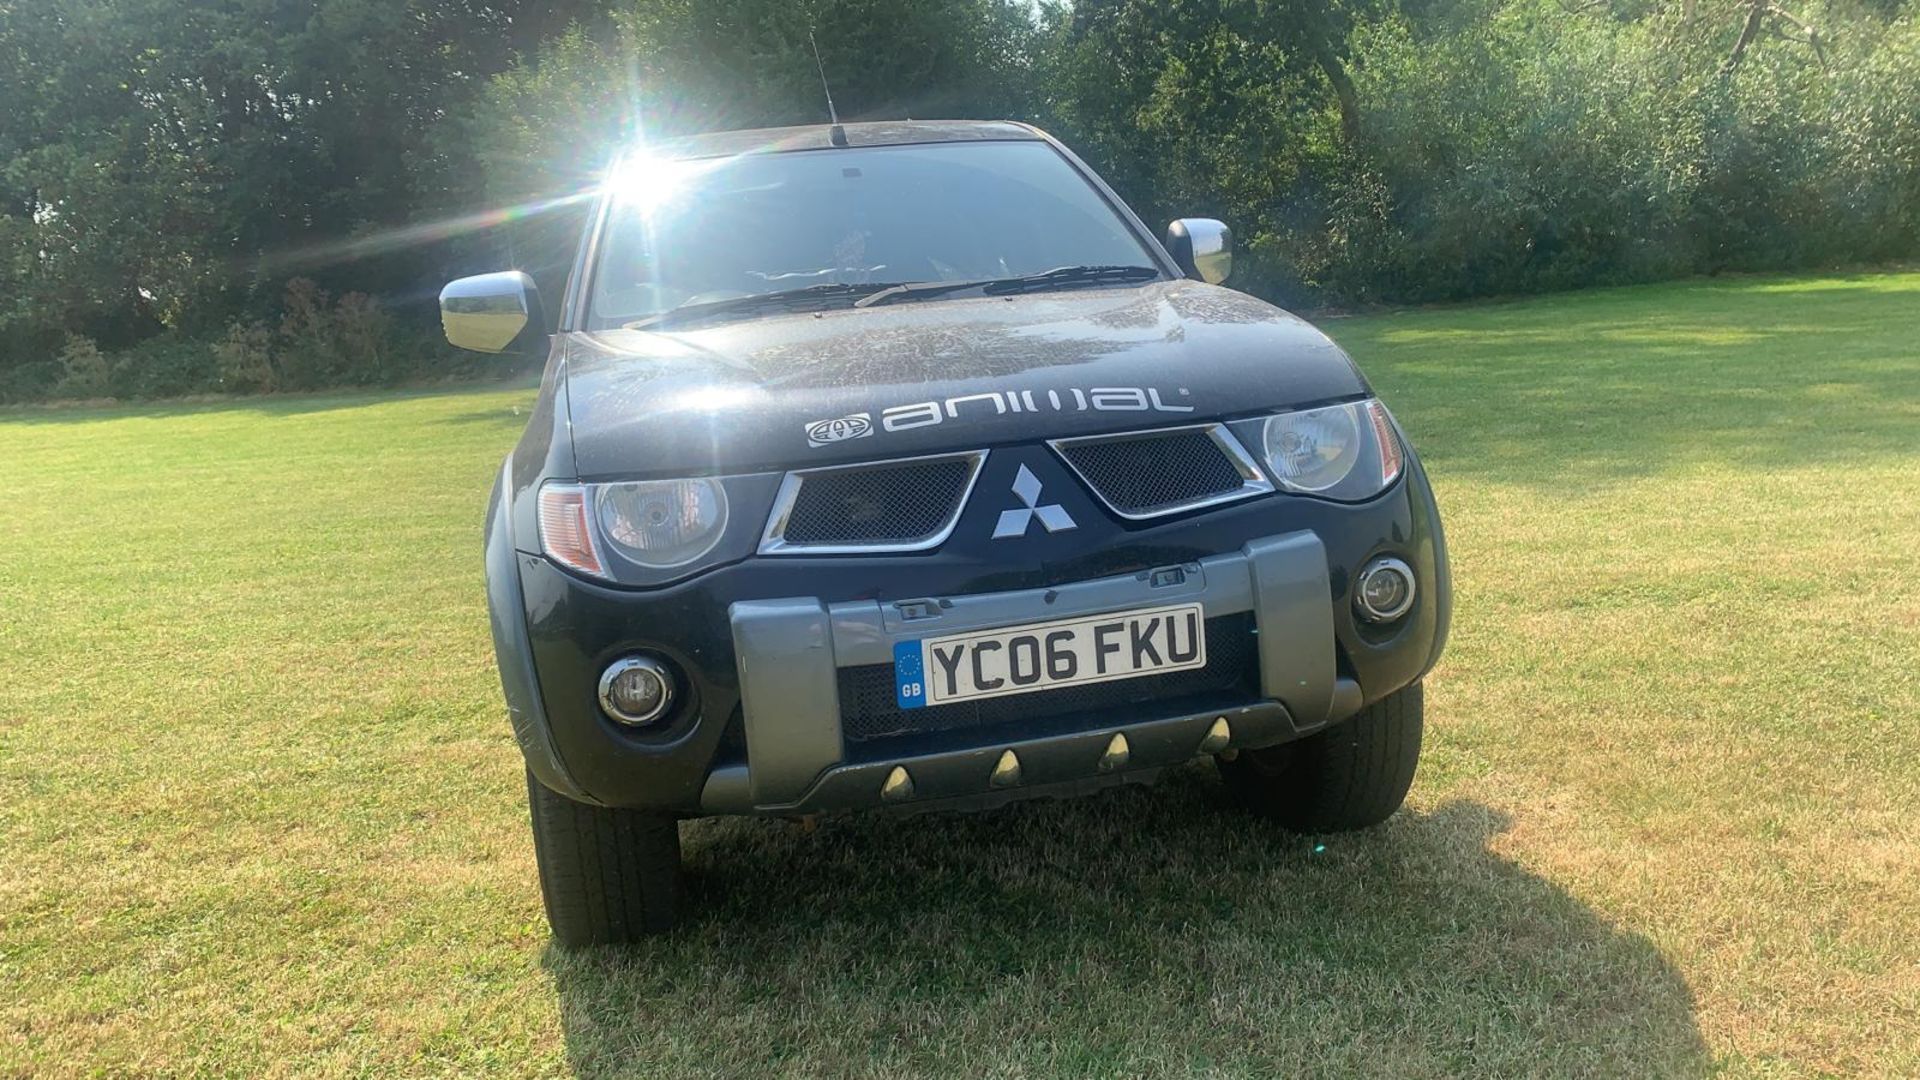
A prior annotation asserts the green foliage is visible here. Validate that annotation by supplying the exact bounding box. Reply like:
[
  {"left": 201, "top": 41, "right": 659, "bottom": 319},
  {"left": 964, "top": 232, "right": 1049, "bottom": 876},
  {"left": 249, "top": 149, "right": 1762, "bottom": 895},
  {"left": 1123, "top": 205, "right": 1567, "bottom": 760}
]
[
  {"left": 213, "top": 323, "right": 278, "bottom": 396},
  {"left": 1, "top": 0, "right": 1916, "bottom": 402},
  {"left": 54, "top": 337, "right": 111, "bottom": 400},
  {"left": 108, "top": 336, "right": 227, "bottom": 400},
  {"left": 1043, "top": 0, "right": 1920, "bottom": 303},
  {"left": 273, "top": 279, "right": 395, "bottom": 391},
  {"left": 0, "top": 279, "right": 461, "bottom": 403},
  {"left": 459, "top": 1, "right": 1045, "bottom": 302},
  {"left": 0, "top": 0, "right": 568, "bottom": 398}
]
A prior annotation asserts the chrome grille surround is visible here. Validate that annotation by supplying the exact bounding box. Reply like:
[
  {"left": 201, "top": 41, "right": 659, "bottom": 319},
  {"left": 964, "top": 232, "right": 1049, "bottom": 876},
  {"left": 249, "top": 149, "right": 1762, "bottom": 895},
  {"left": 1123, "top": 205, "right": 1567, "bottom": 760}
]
[
  {"left": 1049, "top": 423, "right": 1273, "bottom": 520},
  {"left": 759, "top": 449, "right": 989, "bottom": 555}
]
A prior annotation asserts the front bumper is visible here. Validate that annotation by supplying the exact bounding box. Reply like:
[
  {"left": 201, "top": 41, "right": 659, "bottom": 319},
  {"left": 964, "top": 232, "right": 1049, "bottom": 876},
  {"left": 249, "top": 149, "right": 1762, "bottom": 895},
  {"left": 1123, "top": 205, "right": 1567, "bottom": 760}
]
[
  {"left": 487, "top": 455, "right": 1449, "bottom": 814},
  {"left": 714, "top": 531, "right": 1354, "bottom": 813}
]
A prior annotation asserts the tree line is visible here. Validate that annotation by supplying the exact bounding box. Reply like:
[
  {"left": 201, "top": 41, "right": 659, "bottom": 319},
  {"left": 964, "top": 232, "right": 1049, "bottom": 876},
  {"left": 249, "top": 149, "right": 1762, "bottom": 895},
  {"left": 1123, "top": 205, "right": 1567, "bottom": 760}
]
[{"left": 3, "top": 0, "right": 1915, "bottom": 402}]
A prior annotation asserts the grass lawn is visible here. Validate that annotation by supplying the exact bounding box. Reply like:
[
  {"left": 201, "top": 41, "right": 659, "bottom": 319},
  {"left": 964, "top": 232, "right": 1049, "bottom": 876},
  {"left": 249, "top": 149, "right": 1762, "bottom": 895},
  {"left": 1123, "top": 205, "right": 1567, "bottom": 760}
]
[{"left": 3, "top": 270, "right": 1917, "bottom": 1077}]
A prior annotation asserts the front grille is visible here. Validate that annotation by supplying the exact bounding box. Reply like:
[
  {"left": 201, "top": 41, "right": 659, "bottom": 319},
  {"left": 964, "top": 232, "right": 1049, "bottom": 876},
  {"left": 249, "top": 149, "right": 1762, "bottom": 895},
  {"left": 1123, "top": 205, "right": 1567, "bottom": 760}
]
[
  {"left": 1053, "top": 424, "right": 1269, "bottom": 519},
  {"left": 765, "top": 451, "right": 983, "bottom": 551},
  {"left": 838, "top": 612, "right": 1260, "bottom": 745}
]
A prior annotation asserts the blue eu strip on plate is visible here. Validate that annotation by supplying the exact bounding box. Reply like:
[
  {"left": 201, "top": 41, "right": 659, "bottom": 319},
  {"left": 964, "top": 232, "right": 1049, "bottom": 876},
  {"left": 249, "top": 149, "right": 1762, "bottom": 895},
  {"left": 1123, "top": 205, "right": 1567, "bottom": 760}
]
[{"left": 894, "top": 639, "right": 926, "bottom": 710}]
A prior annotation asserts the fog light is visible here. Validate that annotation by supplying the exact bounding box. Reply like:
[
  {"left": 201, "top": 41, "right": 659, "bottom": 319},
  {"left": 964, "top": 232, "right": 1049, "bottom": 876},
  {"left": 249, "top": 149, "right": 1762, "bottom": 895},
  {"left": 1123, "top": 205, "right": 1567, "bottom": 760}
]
[
  {"left": 1354, "top": 557, "right": 1416, "bottom": 623},
  {"left": 598, "top": 656, "right": 674, "bottom": 726}
]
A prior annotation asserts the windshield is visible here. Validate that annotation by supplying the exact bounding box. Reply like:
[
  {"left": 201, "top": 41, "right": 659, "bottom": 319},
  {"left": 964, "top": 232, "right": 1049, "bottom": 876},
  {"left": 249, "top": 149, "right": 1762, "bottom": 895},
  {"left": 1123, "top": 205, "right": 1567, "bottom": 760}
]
[{"left": 587, "top": 140, "right": 1160, "bottom": 327}]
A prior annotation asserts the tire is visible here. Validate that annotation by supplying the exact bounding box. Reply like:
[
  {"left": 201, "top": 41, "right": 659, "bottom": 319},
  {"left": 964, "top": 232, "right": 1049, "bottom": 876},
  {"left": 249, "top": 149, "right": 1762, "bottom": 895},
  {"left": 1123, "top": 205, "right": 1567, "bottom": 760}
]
[
  {"left": 525, "top": 770, "right": 683, "bottom": 945},
  {"left": 1217, "top": 681, "right": 1423, "bottom": 832}
]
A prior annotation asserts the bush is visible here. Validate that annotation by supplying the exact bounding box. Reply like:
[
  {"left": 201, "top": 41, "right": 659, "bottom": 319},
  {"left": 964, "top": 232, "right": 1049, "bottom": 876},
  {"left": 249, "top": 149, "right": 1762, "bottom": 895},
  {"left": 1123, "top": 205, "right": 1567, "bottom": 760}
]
[
  {"left": 1828, "top": 17, "right": 1920, "bottom": 259},
  {"left": 0, "top": 360, "right": 63, "bottom": 406},
  {"left": 275, "top": 279, "right": 397, "bottom": 390},
  {"left": 1045, "top": 2, "right": 1920, "bottom": 308},
  {"left": 55, "top": 336, "right": 112, "bottom": 399},
  {"left": 0, "top": 280, "right": 446, "bottom": 405},
  {"left": 106, "top": 336, "right": 221, "bottom": 400},
  {"left": 213, "top": 322, "right": 275, "bottom": 395}
]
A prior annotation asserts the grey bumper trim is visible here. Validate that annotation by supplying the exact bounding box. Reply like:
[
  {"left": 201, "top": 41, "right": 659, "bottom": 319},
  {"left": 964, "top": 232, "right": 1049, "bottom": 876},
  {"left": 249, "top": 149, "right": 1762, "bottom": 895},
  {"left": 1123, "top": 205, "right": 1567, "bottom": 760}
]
[
  {"left": 723, "top": 529, "right": 1339, "bottom": 812},
  {"left": 1245, "top": 532, "right": 1338, "bottom": 731},
  {"left": 704, "top": 700, "right": 1299, "bottom": 815},
  {"left": 731, "top": 598, "right": 843, "bottom": 806}
]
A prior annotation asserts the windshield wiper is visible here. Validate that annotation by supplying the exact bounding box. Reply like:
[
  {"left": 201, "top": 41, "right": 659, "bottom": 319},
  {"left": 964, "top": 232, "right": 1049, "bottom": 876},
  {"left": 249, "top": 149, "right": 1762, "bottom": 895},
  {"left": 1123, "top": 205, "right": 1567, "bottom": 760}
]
[
  {"left": 627, "top": 281, "right": 910, "bottom": 329},
  {"left": 632, "top": 265, "right": 1164, "bottom": 324},
  {"left": 982, "top": 264, "right": 1161, "bottom": 295},
  {"left": 854, "top": 278, "right": 993, "bottom": 308},
  {"left": 856, "top": 265, "right": 1160, "bottom": 309}
]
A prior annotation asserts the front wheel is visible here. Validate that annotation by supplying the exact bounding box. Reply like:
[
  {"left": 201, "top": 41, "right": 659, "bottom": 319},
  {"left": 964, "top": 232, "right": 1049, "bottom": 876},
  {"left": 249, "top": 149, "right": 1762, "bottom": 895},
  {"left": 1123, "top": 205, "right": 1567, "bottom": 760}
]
[
  {"left": 526, "top": 770, "right": 683, "bottom": 946},
  {"left": 1217, "top": 681, "right": 1423, "bottom": 831}
]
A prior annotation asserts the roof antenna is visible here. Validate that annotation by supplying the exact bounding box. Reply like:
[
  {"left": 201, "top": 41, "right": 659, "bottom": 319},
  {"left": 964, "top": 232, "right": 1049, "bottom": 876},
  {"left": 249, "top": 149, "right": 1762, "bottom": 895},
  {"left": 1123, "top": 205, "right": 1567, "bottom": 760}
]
[{"left": 808, "top": 29, "right": 848, "bottom": 146}]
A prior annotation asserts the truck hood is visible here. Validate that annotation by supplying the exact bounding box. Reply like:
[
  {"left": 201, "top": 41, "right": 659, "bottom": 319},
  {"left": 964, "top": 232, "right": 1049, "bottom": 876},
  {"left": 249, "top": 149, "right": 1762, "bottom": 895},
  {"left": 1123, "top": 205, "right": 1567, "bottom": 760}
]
[{"left": 563, "top": 280, "right": 1366, "bottom": 478}]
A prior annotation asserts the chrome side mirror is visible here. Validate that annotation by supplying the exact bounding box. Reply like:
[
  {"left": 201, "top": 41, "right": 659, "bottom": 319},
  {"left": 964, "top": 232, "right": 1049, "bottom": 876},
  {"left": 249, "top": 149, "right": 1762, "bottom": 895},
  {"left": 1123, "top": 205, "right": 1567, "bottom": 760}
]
[
  {"left": 1165, "top": 219, "right": 1233, "bottom": 285},
  {"left": 440, "top": 271, "right": 545, "bottom": 354}
]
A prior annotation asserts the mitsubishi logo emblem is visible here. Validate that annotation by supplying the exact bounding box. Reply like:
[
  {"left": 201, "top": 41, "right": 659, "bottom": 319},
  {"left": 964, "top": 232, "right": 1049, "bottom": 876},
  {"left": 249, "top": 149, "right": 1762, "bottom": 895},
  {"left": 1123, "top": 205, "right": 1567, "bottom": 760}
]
[{"left": 992, "top": 464, "right": 1077, "bottom": 539}]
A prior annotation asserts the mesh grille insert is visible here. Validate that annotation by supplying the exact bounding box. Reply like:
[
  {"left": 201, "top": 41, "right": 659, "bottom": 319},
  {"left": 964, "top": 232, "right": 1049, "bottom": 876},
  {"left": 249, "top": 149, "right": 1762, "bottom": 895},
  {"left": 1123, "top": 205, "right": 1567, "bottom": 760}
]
[
  {"left": 778, "top": 456, "right": 976, "bottom": 546},
  {"left": 1057, "top": 428, "right": 1253, "bottom": 516},
  {"left": 838, "top": 612, "right": 1259, "bottom": 744}
]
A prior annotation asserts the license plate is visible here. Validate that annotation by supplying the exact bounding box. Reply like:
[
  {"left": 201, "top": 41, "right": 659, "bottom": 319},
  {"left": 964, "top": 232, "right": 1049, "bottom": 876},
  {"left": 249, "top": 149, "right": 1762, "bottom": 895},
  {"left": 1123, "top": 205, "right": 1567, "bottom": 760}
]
[{"left": 893, "top": 602, "right": 1206, "bottom": 709}]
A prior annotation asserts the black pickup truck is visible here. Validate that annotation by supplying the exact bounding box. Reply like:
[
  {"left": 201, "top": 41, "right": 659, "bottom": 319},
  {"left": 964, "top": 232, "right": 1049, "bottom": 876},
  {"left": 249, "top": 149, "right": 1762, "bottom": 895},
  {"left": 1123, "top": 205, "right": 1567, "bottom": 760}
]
[{"left": 442, "top": 120, "right": 1450, "bottom": 945}]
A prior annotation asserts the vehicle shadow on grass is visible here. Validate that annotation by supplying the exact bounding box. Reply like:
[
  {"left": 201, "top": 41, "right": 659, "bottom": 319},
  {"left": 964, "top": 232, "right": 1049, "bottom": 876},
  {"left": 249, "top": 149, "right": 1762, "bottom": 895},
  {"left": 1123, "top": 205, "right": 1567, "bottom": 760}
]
[{"left": 543, "top": 768, "right": 1708, "bottom": 1078}]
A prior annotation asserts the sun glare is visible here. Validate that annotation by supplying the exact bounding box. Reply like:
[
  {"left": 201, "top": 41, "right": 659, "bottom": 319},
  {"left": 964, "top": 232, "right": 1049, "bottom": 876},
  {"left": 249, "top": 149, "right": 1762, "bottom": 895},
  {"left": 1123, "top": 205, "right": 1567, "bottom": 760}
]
[{"left": 605, "top": 152, "right": 710, "bottom": 215}]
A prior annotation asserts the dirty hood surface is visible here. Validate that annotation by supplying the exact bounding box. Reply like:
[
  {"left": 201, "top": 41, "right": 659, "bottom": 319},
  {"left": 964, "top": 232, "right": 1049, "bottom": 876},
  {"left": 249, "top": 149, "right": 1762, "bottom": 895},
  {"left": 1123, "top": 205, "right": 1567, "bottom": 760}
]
[{"left": 563, "top": 280, "right": 1367, "bottom": 478}]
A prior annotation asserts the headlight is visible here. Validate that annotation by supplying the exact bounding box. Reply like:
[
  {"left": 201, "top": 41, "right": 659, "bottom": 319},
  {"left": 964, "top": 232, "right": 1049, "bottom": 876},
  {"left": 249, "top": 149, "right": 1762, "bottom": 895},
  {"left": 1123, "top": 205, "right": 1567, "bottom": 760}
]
[
  {"left": 595, "top": 478, "right": 729, "bottom": 568},
  {"left": 1261, "top": 399, "right": 1404, "bottom": 499},
  {"left": 537, "top": 477, "right": 731, "bottom": 579}
]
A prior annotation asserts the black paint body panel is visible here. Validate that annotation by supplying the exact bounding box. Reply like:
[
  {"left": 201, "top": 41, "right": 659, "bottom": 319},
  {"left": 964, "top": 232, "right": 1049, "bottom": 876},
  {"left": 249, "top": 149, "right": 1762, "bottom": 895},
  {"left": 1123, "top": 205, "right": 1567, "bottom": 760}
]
[{"left": 563, "top": 280, "right": 1367, "bottom": 479}]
